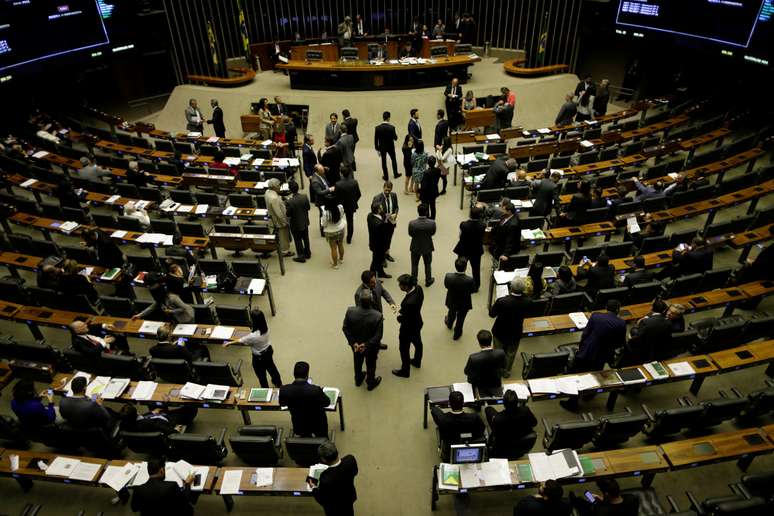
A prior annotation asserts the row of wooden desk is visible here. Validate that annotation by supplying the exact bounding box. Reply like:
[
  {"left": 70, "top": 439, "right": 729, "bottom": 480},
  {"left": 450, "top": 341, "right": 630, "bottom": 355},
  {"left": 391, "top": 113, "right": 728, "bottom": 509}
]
[
  {"left": 424, "top": 339, "right": 774, "bottom": 428},
  {"left": 432, "top": 424, "right": 774, "bottom": 509}
]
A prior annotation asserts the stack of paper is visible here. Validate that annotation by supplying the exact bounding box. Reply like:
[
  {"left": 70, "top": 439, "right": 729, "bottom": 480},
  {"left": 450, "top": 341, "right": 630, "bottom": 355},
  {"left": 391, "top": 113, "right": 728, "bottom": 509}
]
[
  {"left": 456, "top": 153, "right": 477, "bottom": 165},
  {"left": 195, "top": 204, "right": 209, "bottom": 215},
  {"left": 32, "top": 150, "right": 50, "bottom": 159},
  {"left": 248, "top": 388, "right": 273, "bottom": 403},
  {"left": 627, "top": 217, "right": 641, "bottom": 234},
  {"left": 102, "top": 378, "right": 131, "bottom": 399},
  {"left": 60, "top": 221, "right": 79, "bottom": 233},
  {"left": 172, "top": 324, "right": 197, "bottom": 337},
  {"left": 537, "top": 128, "right": 551, "bottom": 134},
  {"left": 110, "top": 230, "right": 128, "bottom": 239},
  {"left": 20, "top": 178, "right": 38, "bottom": 188},
  {"left": 503, "top": 383, "right": 531, "bottom": 400},
  {"left": 485, "top": 134, "right": 500, "bottom": 141},
  {"left": 246, "top": 278, "right": 266, "bottom": 295},
  {"left": 223, "top": 157, "right": 241, "bottom": 166},
  {"left": 460, "top": 459, "right": 511, "bottom": 488},
  {"left": 323, "top": 387, "right": 340, "bottom": 409},
  {"left": 555, "top": 377, "right": 580, "bottom": 395},
  {"left": 210, "top": 326, "right": 235, "bottom": 340},
  {"left": 493, "top": 270, "right": 517, "bottom": 285},
  {"left": 180, "top": 382, "right": 206, "bottom": 399},
  {"left": 569, "top": 312, "right": 589, "bottom": 330},
  {"left": 69, "top": 461, "right": 102, "bottom": 481},
  {"left": 207, "top": 136, "right": 220, "bottom": 143},
  {"left": 667, "top": 361, "right": 695, "bottom": 377},
  {"left": 131, "top": 381, "right": 158, "bottom": 401},
  {"left": 45, "top": 457, "right": 81, "bottom": 477},
  {"left": 105, "top": 195, "right": 121, "bottom": 204},
  {"left": 495, "top": 284, "right": 509, "bottom": 300},
  {"left": 254, "top": 468, "right": 274, "bottom": 487},
  {"left": 451, "top": 382, "right": 475, "bottom": 403},
  {"left": 528, "top": 450, "right": 581, "bottom": 481},
  {"left": 139, "top": 320, "right": 165, "bottom": 335},
  {"left": 135, "top": 200, "right": 150, "bottom": 209},
  {"left": 100, "top": 462, "right": 146, "bottom": 491},
  {"left": 252, "top": 158, "right": 264, "bottom": 166},
  {"left": 202, "top": 384, "right": 230, "bottom": 401},
  {"left": 527, "top": 378, "right": 559, "bottom": 394},
  {"left": 187, "top": 132, "right": 202, "bottom": 137},
  {"left": 220, "top": 469, "right": 243, "bottom": 494},
  {"left": 575, "top": 374, "right": 601, "bottom": 391},
  {"left": 580, "top": 140, "right": 595, "bottom": 148},
  {"left": 85, "top": 376, "right": 111, "bottom": 398}
]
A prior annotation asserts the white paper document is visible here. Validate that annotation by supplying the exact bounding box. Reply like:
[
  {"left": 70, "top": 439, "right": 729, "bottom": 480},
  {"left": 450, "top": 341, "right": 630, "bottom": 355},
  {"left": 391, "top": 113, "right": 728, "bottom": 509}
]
[
  {"left": 100, "top": 463, "right": 139, "bottom": 491},
  {"left": 220, "top": 469, "right": 243, "bottom": 495},
  {"left": 580, "top": 139, "right": 594, "bottom": 148},
  {"left": 556, "top": 377, "right": 579, "bottom": 396},
  {"left": 69, "top": 461, "right": 102, "bottom": 481},
  {"left": 102, "top": 378, "right": 130, "bottom": 399},
  {"left": 210, "top": 326, "right": 235, "bottom": 340},
  {"left": 493, "top": 270, "right": 517, "bottom": 285},
  {"left": 247, "top": 278, "right": 266, "bottom": 294},
  {"left": 627, "top": 216, "right": 641, "bottom": 234},
  {"left": 528, "top": 449, "right": 580, "bottom": 481},
  {"left": 110, "top": 230, "right": 128, "bottom": 239},
  {"left": 131, "top": 381, "right": 158, "bottom": 401},
  {"left": 131, "top": 462, "right": 150, "bottom": 487},
  {"left": 202, "top": 384, "right": 230, "bottom": 401},
  {"left": 139, "top": 320, "right": 165, "bottom": 335},
  {"left": 223, "top": 157, "right": 241, "bottom": 166},
  {"left": 537, "top": 128, "right": 551, "bottom": 134},
  {"left": 452, "top": 382, "right": 476, "bottom": 403},
  {"left": 172, "top": 324, "right": 197, "bottom": 336},
  {"left": 85, "top": 376, "right": 111, "bottom": 398},
  {"left": 20, "top": 178, "right": 38, "bottom": 188},
  {"left": 503, "top": 383, "right": 531, "bottom": 400},
  {"left": 527, "top": 378, "right": 559, "bottom": 394},
  {"left": 45, "top": 457, "right": 81, "bottom": 477},
  {"left": 254, "top": 468, "right": 274, "bottom": 487},
  {"left": 105, "top": 195, "right": 121, "bottom": 204},
  {"left": 569, "top": 312, "right": 589, "bottom": 330},
  {"left": 574, "top": 374, "right": 601, "bottom": 391},
  {"left": 260, "top": 139, "right": 273, "bottom": 146},
  {"left": 460, "top": 458, "right": 511, "bottom": 488},
  {"left": 180, "top": 382, "right": 206, "bottom": 400},
  {"left": 485, "top": 134, "right": 500, "bottom": 141},
  {"left": 668, "top": 361, "right": 695, "bottom": 377},
  {"left": 32, "top": 150, "right": 50, "bottom": 159},
  {"left": 195, "top": 204, "right": 209, "bottom": 215}
]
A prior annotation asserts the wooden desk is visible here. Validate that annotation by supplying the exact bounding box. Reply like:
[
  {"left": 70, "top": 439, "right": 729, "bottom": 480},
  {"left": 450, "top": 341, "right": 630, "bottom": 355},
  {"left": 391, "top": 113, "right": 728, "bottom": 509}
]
[
  {"left": 709, "top": 339, "right": 774, "bottom": 372},
  {"left": 661, "top": 428, "right": 774, "bottom": 471},
  {"left": 208, "top": 233, "right": 284, "bottom": 275},
  {"left": 462, "top": 109, "right": 495, "bottom": 130},
  {"left": 289, "top": 43, "right": 339, "bottom": 61},
  {"left": 0, "top": 449, "right": 107, "bottom": 491},
  {"left": 731, "top": 223, "right": 774, "bottom": 262},
  {"left": 213, "top": 466, "right": 311, "bottom": 511}
]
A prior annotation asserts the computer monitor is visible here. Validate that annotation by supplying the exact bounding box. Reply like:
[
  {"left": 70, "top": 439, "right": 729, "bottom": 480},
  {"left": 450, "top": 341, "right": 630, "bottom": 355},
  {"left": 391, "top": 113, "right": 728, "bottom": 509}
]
[{"left": 450, "top": 443, "right": 486, "bottom": 464}]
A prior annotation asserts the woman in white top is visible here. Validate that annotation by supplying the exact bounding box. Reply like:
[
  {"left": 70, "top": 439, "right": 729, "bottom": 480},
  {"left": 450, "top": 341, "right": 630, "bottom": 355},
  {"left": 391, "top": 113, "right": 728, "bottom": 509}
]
[
  {"left": 435, "top": 135, "right": 455, "bottom": 195},
  {"left": 223, "top": 308, "right": 282, "bottom": 388},
  {"left": 123, "top": 202, "right": 150, "bottom": 228},
  {"left": 575, "top": 89, "right": 594, "bottom": 122},
  {"left": 321, "top": 193, "right": 347, "bottom": 269}
]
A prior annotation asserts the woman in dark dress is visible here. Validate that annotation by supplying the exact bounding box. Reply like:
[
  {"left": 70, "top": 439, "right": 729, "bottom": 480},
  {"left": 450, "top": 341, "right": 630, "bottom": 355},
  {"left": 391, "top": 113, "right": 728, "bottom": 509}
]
[{"left": 401, "top": 134, "right": 414, "bottom": 195}]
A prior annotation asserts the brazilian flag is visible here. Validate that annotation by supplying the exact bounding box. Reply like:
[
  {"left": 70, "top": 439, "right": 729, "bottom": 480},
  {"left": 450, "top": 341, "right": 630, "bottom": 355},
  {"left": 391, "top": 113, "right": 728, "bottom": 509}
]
[
  {"left": 237, "top": 0, "right": 251, "bottom": 63},
  {"left": 207, "top": 21, "right": 219, "bottom": 67},
  {"left": 537, "top": 30, "right": 547, "bottom": 66}
]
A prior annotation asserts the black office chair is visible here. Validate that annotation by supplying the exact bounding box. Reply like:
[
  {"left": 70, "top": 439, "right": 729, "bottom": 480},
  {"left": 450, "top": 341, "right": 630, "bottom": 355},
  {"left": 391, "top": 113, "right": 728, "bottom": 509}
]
[
  {"left": 0, "top": 337, "right": 63, "bottom": 371},
  {"left": 99, "top": 353, "right": 150, "bottom": 381},
  {"left": 198, "top": 259, "right": 231, "bottom": 276},
  {"left": 126, "top": 254, "right": 160, "bottom": 273},
  {"left": 571, "top": 245, "right": 605, "bottom": 264},
  {"left": 178, "top": 221, "right": 208, "bottom": 237},
  {"left": 542, "top": 416, "right": 600, "bottom": 453},
  {"left": 548, "top": 156, "right": 571, "bottom": 169},
  {"left": 120, "top": 431, "right": 170, "bottom": 456},
  {"left": 693, "top": 317, "right": 747, "bottom": 354},
  {"left": 498, "top": 254, "right": 530, "bottom": 272},
  {"left": 740, "top": 470, "right": 774, "bottom": 499},
  {"left": 116, "top": 216, "right": 145, "bottom": 232},
  {"left": 738, "top": 386, "right": 774, "bottom": 421},
  {"left": 594, "top": 287, "right": 629, "bottom": 309},
  {"left": 524, "top": 298, "right": 550, "bottom": 318},
  {"left": 642, "top": 403, "right": 703, "bottom": 440},
  {"left": 742, "top": 315, "right": 774, "bottom": 343},
  {"left": 533, "top": 251, "right": 565, "bottom": 267},
  {"left": 638, "top": 235, "right": 670, "bottom": 254},
  {"left": 521, "top": 351, "right": 570, "bottom": 380},
  {"left": 170, "top": 189, "right": 197, "bottom": 204},
  {"left": 70, "top": 423, "right": 125, "bottom": 457},
  {"left": 91, "top": 213, "right": 117, "bottom": 229},
  {"left": 547, "top": 292, "right": 590, "bottom": 315},
  {"left": 215, "top": 305, "right": 252, "bottom": 326},
  {"left": 655, "top": 330, "right": 699, "bottom": 360},
  {"left": 98, "top": 296, "right": 135, "bottom": 318},
  {"left": 228, "top": 194, "right": 255, "bottom": 208},
  {"left": 192, "top": 360, "right": 243, "bottom": 387},
  {"left": 195, "top": 192, "right": 222, "bottom": 207},
  {"left": 488, "top": 431, "right": 537, "bottom": 460},
  {"left": 62, "top": 349, "right": 99, "bottom": 375},
  {"left": 665, "top": 273, "right": 703, "bottom": 298},
  {"left": 615, "top": 200, "right": 641, "bottom": 217},
  {"left": 688, "top": 394, "right": 747, "bottom": 429},
  {"left": 149, "top": 358, "right": 194, "bottom": 384},
  {"left": 699, "top": 268, "right": 731, "bottom": 291},
  {"left": 285, "top": 436, "right": 330, "bottom": 466},
  {"left": 592, "top": 409, "right": 648, "bottom": 449},
  {"left": 168, "top": 428, "right": 228, "bottom": 464},
  {"left": 174, "top": 142, "right": 196, "bottom": 155},
  {"left": 527, "top": 159, "right": 548, "bottom": 172},
  {"left": 476, "top": 189, "right": 502, "bottom": 203},
  {"left": 151, "top": 218, "right": 178, "bottom": 235},
  {"left": 487, "top": 143, "right": 507, "bottom": 155},
  {"left": 29, "top": 238, "right": 60, "bottom": 257},
  {"left": 0, "top": 278, "right": 29, "bottom": 304},
  {"left": 0, "top": 415, "right": 29, "bottom": 448},
  {"left": 503, "top": 186, "right": 529, "bottom": 200},
  {"left": 193, "top": 304, "right": 217, "bottom": 325},
  {"left": 628, "top": 281, "right": 663, "bottom": 304},
  {"left": 115, "top": 183, "right": 140, "bottom": 198},
  {"left": 231, "top": 260, "right": 266, "bottom": 279},
  {"left": 229, "top": 426, "right": 283, "bottom": 466},
  {"left": 138, "top": 187, "right": 164, "bottom": 203}
]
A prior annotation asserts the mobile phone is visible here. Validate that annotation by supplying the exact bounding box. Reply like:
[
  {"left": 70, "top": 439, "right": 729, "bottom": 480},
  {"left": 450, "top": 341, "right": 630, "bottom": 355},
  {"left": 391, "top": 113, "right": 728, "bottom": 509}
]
[
  {"left": 91, "top": 394, "right": 98, "bottom": 402},
  {"left": 47, "top": 389, "right": 53, "bottom": 397},
  {"left": 584, "top": 491, "right": 596, "bottom": 503},
  {"left": 193, "top": 473, "right": 201, "bottom": 485}
]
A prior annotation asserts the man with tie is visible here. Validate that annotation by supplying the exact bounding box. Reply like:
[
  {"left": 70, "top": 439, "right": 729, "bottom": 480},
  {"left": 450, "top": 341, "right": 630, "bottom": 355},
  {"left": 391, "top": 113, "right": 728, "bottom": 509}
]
[
  {"left": 444, "top": 257, "right": 476, "bottom": 340},
  {"left": 278, "top": 361, "right": 330, "bottom": 437},
  {"left": 319, "top": 137, "right": 343, "bottom": 184},
  {"left": 493, "top": 199, "right": 521, "bottom": 264},
  {"left": 206, "top": 99, "right": 225, "bottom": 137},
  {"left": 374, "top": 111, "right": 401, "bottom": 181},
  {"left": 489, "top": 278, "right": 531, "bottom": 377},
  {"left": 311, "top": 164, "right": 335, "bottom": 234},
  {"left": 408, "top": 108, "right": 422, "bottom": 142},
  {"left": 354, "top": 14, "right": 367, "bottom": 36},
  {"left": 302, "top": 135, "right": 318, "bottom": 178},
  {"left": 372, "top": 181, "right": 399, "bottom": 262},
  {"left": 444, "top": 78, "right": 463, "bottom": 129},
  {"left": 272, "top": 96, "right": 287, "bottom": 117},
  {"left": 184, "top": 98, "right": 203, "bottom": 133},
  {"left": 325, "top": 113, "right": 342, "bottom": 144}
]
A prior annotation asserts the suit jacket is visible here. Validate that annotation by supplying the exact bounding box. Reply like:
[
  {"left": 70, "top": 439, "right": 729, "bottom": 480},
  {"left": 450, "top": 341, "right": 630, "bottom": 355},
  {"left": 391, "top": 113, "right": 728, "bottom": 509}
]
[
  {"left": 434, "top": 119, "right": 449, "bottom": 147},
  {"left": 408, "top": 216, "right": 436, "bottom": 254},
  {"left": 682, "top": 247, "right": 714, "bottom": 274},
  {"left": 313, "top": 455, "right": 358, "bottom": 515},
  {"left": 489, "top": 405, "right": 538, "bottom": 449},
  {"left": 278, "top": 380, "right": 330, "bottom": 437},
  {"left": 444, "top": 84, "right": 463, "bottom": 111},
  {"left": 302, "top": 143, "right": 318, "bottom": 177},
  {"left": 149, "top": 341, "right": 194, "bottom": 364},
  {"left": 464, "top": 349, "right": 506, "bottom": 392},
  {"left": 576, "top": 311, "right": 626, "bottom": 368},
  {"left": 71, "top": 325, "right": 110, "bottom": 358},
  {"left": 367, "top": 213, "right": 388, "bottom": 253},
  {"left": 531, "top": 179, "right": 559, "bottom": 216},
  {"left": 342, "top": 306, "right": 384, "bottom": 350},
  {"left": 574, "top": 81, "right": 595, "bottom": 97},
  {"left": 629, "top": 313, "right": 672, "bottom": 362},
  {"left": 373, "top": 191, "right": 398, "bottom": 216},
  {"left": 208, "top": 106, "right": 225, "bottom": 135},
  {"left": 334, "top": 177, "right": 361, "bottom": 213},
  {"left": 59, "top": 396, "right": 112, "bottom": 430},
  {"left": 266, "top": 189, "right": 288, "bottom": 228},
  {"left": 343, "top": 117, "right": 359, "bottom": 143},
  {"left": 137, "top": 293, "right": 194, "bottom": 324},
  {"left": 454, "top": 219, "right": 485, "bottom": 258},
  {"left": 430, "top": 407, "right": 485, "bottom": 446},
  {"left": 493, "top": 215, "right": 521, "bottom": 258},
  {"left": 270, "top": 103, "right": 288, "bottom": 117},
  {"left": 336, "top": 134, "right": 356, "bottom": 169},
  {"left": 325, "top": 122, "right": 341, "bottom": 144},
  {"left": 184, "top": 106, "right": 203, "bottom": 132},
  {"left": 480, "top": 158, "right": 509, "bottom": 190},
  {"left": 374, "top": 122, "right": 397, "bottom": 152},
  {"left": 354, "top": 281, "right": 395, "bottom": 315},
  {"left": 285, "top": 193, "right": 311, "bottom": 232},
  {"left": 555, "top": 101, "right": 578, "bottom": 126},
  {"left": 489, "top": 293, "right": 530, "bottom": 342},
  {"left": 131, "top": 477, "right": 194, "bottom": 516},
  {"left": 579, "top": 264, "right": 616, "bottom": 295},
  {"left": 319, "top": 145, "right": 342, "bottom": 184},
  {"left": 419, "top": 167, "right": 441, "bottom": 203},
  {"left": 398, "top": 286, "right": 424, "bottom": 332},
  {"left": 92, "top": 232, "right": 125, "bottom": 268},
  {"left": 59, "top": 273, "right": 98, "bottom": 303},
  {"left": 623, "top": 269, "right": 655, "bottom": 288},
  {"left": 310, "top": 173, "right": 331, "bottom": 205},
  {"left": 408, "top": 118, "right": 422, "bottom": 141},
  {"left": 444, "top": 272, "right": 475, "bottom": 311}
]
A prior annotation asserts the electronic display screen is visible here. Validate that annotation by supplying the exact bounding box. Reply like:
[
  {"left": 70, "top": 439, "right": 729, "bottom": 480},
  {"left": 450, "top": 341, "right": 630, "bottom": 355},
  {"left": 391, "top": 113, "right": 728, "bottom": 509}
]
[{"left": 451, "top": 445, "right": 485, "bottom": 464}]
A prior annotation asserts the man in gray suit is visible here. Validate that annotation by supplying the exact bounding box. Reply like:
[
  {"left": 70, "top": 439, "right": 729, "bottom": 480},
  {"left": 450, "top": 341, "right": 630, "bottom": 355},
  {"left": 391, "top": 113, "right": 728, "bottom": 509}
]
[
  {"left": 285, "top": 181, "right": 311, "bottom": 262},
  {"left": 408, "top": 203, "right": 436, "bottom": 287},
  {"left": 342, "top": 291, "right": 384, "bottom": 391},
  {"left": 78, "top": 156, "right": 111, "bottom": 182},
  {"left": 530, "top": 170, "right": 561, "bottom": 217},
  {"left": 325, "top": 113, "right": 341, "bottom": 144},
  {"left": 184, "top": 99, "right": 204, "bottom": 133},
  {"left": 336, "top": 122, "right": 356, "bottom": 173},
  {"left": 59, "top": 376, "right": 116, "bottom": 430},
  {"left": 355, "top": 270, "right": 396, "bottom": 316}
]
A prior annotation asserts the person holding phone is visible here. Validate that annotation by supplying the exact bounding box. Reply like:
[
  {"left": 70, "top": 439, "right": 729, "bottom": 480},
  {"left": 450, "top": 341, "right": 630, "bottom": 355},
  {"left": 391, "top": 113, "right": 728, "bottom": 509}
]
[
  {"left": 11, "top": 379, "right": 57, "bottom": 429},
  {"left": 571, "top": 478, "right": 639, "bottom": 516},
  {"left": 513, "top": 479, "right": 571, "bottom": 515}
]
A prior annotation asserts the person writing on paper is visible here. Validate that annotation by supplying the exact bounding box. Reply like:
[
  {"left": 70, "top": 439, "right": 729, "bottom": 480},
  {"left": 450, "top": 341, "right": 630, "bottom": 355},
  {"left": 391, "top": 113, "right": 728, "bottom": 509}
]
[
  {"left": 59, "top": 375, "right": 118, "bottom": 430},
  {"left": 184, "top": 98, "right": 203, "bottom": 133},
  {"left": 308, "top": 442, "right": 358, "bottom": 516},
  {"left": 488, "top": 278, "right": 530, "bottom": 377},
  {"left": 464, "top": 330, "right": 507, "bottom": 397},
  {"left": 430, "top": 390, "right": 485, "bottom": 460},
  {"left": 279, "top": 361, "right": 330, "bottom": 437},
  {"left": 131, "top": 459, "right": 196, "bottom": 516},
  {"left": 515, "top": 479, "right": 572, "bottom": 516},
  {"left": 132, "top": 279, "right": 194, "bottom": 324},
  {"left": 150, "top": 325, "right": 209, "bottom": 363},
  {"left": 70, "top": 319, "right": 127, "bottom": 357},
  {"left": 223, "top": 308, "right": 283, "bottom": 388},
  {"left": 571, "top": 478, "right": 639, "bottom": 516},
  {"left": 11, "top": 379, "right": 57, "bottom": 429},
  {"left": 486, "top": 390, "right": 537, "bottom": 459}
]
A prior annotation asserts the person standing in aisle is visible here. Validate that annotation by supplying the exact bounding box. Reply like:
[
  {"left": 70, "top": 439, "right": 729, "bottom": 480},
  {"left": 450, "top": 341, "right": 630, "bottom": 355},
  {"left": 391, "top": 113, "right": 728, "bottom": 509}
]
[
  {"left": 392, "top": 274, "right": 424, "bottom": 378},
  {"left": 223, "top": 309, "right": 283, "bottom": 388}
]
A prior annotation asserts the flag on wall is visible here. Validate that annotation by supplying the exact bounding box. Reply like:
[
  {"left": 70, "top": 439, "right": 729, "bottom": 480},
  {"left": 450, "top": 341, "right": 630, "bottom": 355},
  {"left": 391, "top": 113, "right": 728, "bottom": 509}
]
[
  {"left": 537, "top": 30, "right": 547, "bottom": 66},
  {"left": 237, "top": 0, "right": 250, "bottom": 61},
  {"left": 207, "top": 21, "right": 219, "bottom": 66}
]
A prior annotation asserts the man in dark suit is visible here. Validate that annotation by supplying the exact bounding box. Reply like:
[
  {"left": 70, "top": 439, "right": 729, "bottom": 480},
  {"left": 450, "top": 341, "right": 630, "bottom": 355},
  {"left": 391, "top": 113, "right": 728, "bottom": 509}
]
[
  {"left": 310, "top": 164, "right": 334, "bottom": 234},
  {"left": 443, "top": 78, "right": 463, "bottom": 128},
  {"left": 430, "top": 391, "right": 485, "bottom": 460},
  {"left": 530, "top": 171, "right": 561, "bottom": 216},
  {"left": 302, "top": 135, "right": 318, "bottom": 178},
  {"left": 319, "top": 137, "right": 342, "bottom": 185},
  {"left": 493, "top": 199, "right": 521, "bottom": 264},
  {"left": 623, "top": 255, "right": 654, "bottom": 288},
  {"left": 408, "top": 203, "right": 436, "bottom": 287},
  {"left": 59, "top": 376, "right": 116, "bottom": 430},
  {"left": 625, "top": 300, "right": 672, "bottom": 364},
  {"left": 574, "top": 74, "right": 595, "bottom": 97},
  {"left": 480, "top": 157, "right": 515, "bottom": 190},
  {"left": 392, "top": 274, "right": 424, "bottom": 378},
  {"left": 374, "top": 111, "right": 401, "bottom": 181},
  {"left": 681, "top": 237, "right": 714, "bottom": 274},
  {"left": 131, "top": 459, "right": 195, "bottom": 516},
  {"left": 444, "top": 257, "right": 476, "bottom": 340},
  {"left": 354, "top": 270, "right": 396, "bottom": 317},
  {"left": 81, "top": 228, "right": 125, "bottom": 268},
  {"left": 335, "top": 167, "right": 361, "bottom": 245},
  {"left": 286, "top": 181, "right": 312, "bottom": 261},
  {"left": 366, "top": 201, "right": 390, "bottom": 278},
  {"left": 434, "top": 109, "right": 449, "bottom": 148},
  {"left": 278, "top": 361, "right": 330, "bottom": 437},
  {"left": 576, "top": 253, "right": 616, "bottom": 297},
  {"left": 489, "top": 278, "right": 530, "bottom": 377},
  {"left": 271, "top": 96, "right": 288, "bottom": 117},
  {"left": 342, "top": 291, "right": 384, "bottom": 390},
  {"left": 308, "top": 442, "right": 358, "bottom": 516},
  {"left": 464, "top": 330, "right": 506, "bottom": 396},
  {"left": 554, "top": 94, "right": 578, "bottom": 126},
  {"left": 206, "top": 99, "right": 225, "bottom": 137},
  {"left": 336, "top": 123, "right": 356, "bottom": 173},
  {"left": 485, "top": 390, "right": 537, "bottom": 457},
  {"left": 342, "top": 109, "right": 359, "bottom": 149},
  {"left": 149, "top": 325, "right": 209, "bottom": 363},
  {"left": 372, "top": 181, "right": 399, "bottom": 261},
  {"left": 408, "top": 108, "right": 422, "bottom": 142},
  {"left": 454, "top": 205, "right": 486, "bottom": 291}
]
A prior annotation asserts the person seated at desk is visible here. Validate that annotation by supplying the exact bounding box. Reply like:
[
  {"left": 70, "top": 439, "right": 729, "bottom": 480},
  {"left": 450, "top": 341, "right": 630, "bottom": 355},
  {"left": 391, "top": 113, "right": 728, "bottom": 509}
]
[
  {"left": 666, "top": 303, "right": 686, "bottom": 333},
  {"left": 11, "top": 379, "right": 56, "bottom": 429},
  {"left": 81, "top": 228, "right": 125, "bottom": 269},
  {"left": 622, "top": 255, "right": 654, "bottom": 288},
  {"left": 515, "top": 480, "right": 572, "bottom": 516},
  {"left": 736, "top": 228, "right": 774, "bottom": 282},
  {"left": 681, "top": 236, "right": 714, "bottom": 274},
  {"left": 126, "top": 161, "right": 151, "bottom": 188},
  {"left": 37, "top": 259, "right": 63, "bottom": 290},
  {"left": 123, "top": 201, "right": 150, "bottom": 229},
  {"left": 525, "top": 262, "right": 548, "bottom": 299},
  {"left": 131, "top": 459, "right": 196, "bottom": 516},
  {"left": 164, "top": 262, "right": 194, "bottom": 304},
  {"left": 132, "top": 279, "right": 195, "bottom": 324},
  {"left": 278, "top": 361, "right": 331, "bottom": 438},
  {"left": 464, "top": 330, "right": 506, "bottom": 397},
  {"left": 399, "top": 40, "right": 415, "bottom": 58},
  {"left": 631, "top": 178, "right": 665, "bottom": 202},
  {"left": 207, "top": 150, "right": 236, "bottom": 176},
  {"left": 308, "top": 442, "right": 358, "bottom": 516},
  {"left": 622, "top": 299, "right": 671, "bottom": 365},
  {"left": 59, "top": 376, "right": 118, "bottom": 430},
  {"left": 589, "top": 186, "right": 607, "bottom": 209},
  {"left": 55, "top": 178, "right": 84, "bottom": 210},
  {"left": 59, "top": 259, "right": 99, "bottom": 303},
  {"left": 150, "top": 325, "right": 210, "bottom": 363},
  {"left": 463, "top": 90, "right": 477, "bottom": 111},
  {"left": 558, "top": 180, "right": 592, "bottom": 225},
  {"left": 571, "top": 478, "right": 639, "bottom": 516},
  {"left": 509, "top": 169, "right": 530, "bottom": 188},
  {"left": 485, "top": 390, "right": 537, "bottom": 458},
  {"left": 577, "top": 253, "right": 615, "bottom": 297},
  {"left": 78, "top": 156, "right": 111, "bottom": 182},
  {"left": 70, "top": 319, "right": 128, "bottom": 357},
  {"left": 431, "top": 391, "right": 485, "bottom": 458},
  {"left": 164, "top": 235, "right": 196, "bottom": 267},
  {"left": 119, "top": 404, "right": 197, "bottom": 435},
  {"left": 547, "top": 265, "right": 578, "bottom": 297}
]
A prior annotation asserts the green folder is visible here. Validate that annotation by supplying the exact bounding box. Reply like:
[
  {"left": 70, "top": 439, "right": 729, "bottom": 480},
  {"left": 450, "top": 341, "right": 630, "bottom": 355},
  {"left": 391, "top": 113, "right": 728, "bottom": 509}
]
[
  {"left": 323, "top": 388, "right": 338, "bottom": 407},
  {"left": 248, "top": 388, "right": 271, "bottom": 402},
  {"left": 580, "top": 456, "right": 596, "bottom": 475},
  {"left": 517, "top": 463, "right": 533, "bottom": 482}
]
